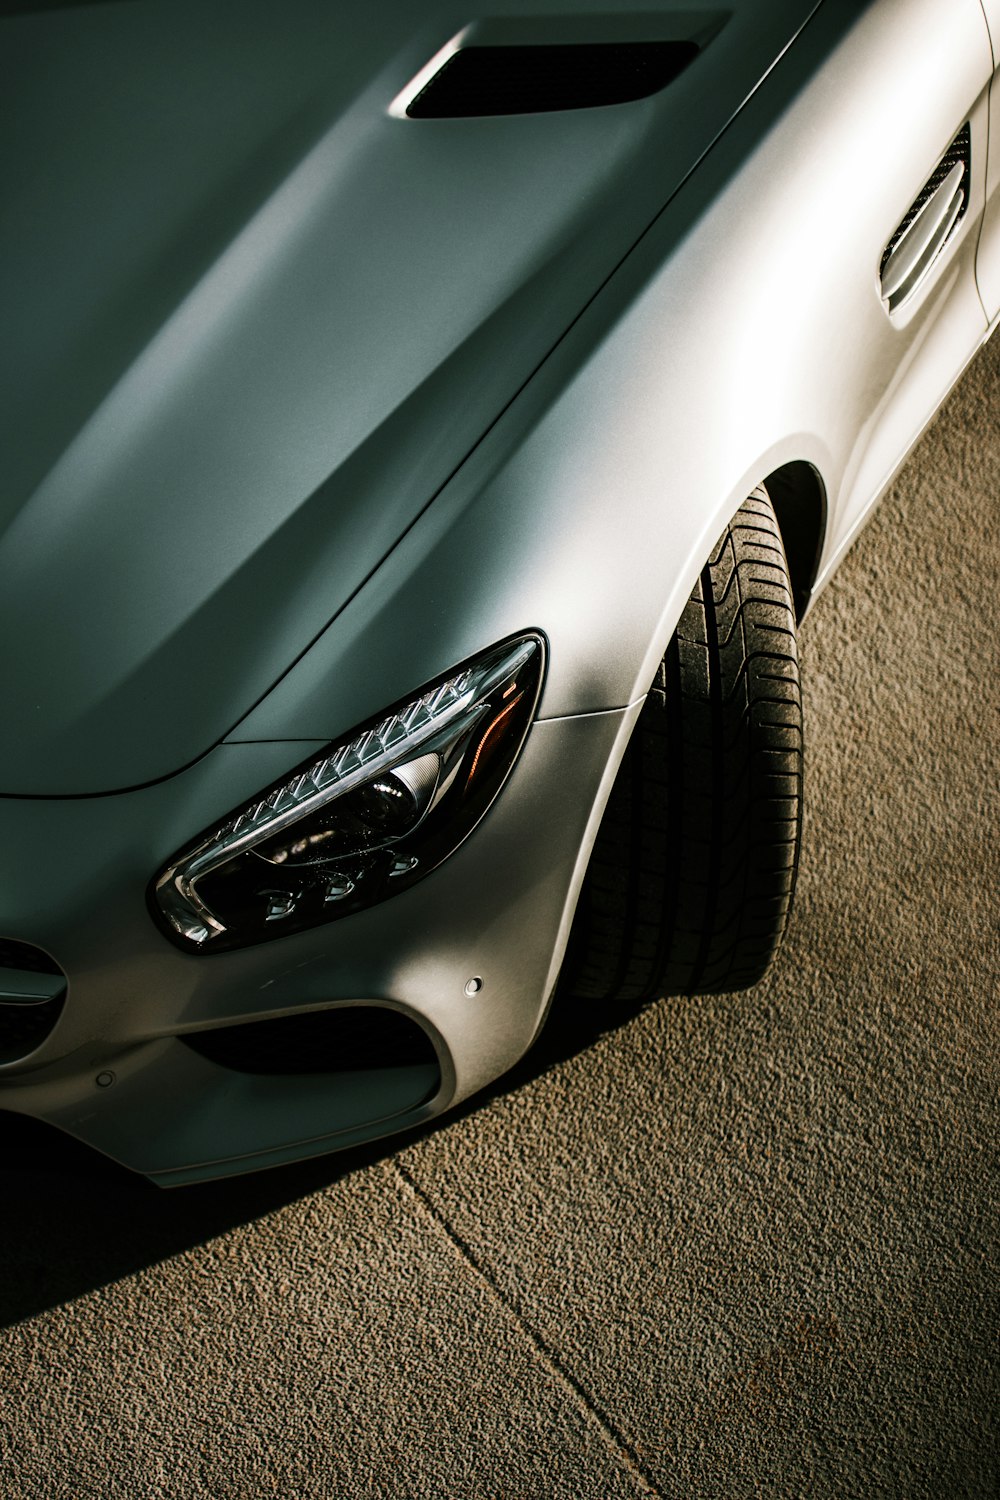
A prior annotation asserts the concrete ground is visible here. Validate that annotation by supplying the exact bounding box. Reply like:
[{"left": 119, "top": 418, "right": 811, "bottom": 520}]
[{"left": 1, "top": 337, "right": 997, "bottom": 1499}]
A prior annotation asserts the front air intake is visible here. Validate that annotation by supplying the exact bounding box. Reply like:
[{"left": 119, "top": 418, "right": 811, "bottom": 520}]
[
  {"left": 406, "top": 40, "right": 700, "bottom": 118},
  {"left": 181, "top": 1004, "right": 439, "bottom": 1077},
  {"left": 0, "top": 938, "right": 67, "bottom": 1064}
]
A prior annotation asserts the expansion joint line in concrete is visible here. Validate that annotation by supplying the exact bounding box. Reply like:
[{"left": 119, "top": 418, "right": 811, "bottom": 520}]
[{"left": 393, "top": 1160, "right": 664, "bottom": 1499}]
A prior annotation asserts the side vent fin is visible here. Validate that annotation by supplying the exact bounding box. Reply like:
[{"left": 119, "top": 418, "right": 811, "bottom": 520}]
[
  {"left": 406, "top": 41, "right": 700, "bottom": 119},
  {"left": 879, "top": 124, "right": 971, "bottom": 314}
]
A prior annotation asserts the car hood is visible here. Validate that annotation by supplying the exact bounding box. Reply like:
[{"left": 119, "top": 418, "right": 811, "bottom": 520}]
[{"left": 0, "top": 0, "right": 821, "bottom": 793}]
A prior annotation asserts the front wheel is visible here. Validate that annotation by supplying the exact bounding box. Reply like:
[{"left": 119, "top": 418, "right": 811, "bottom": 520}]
[{"left": 565, "top": 485, "right": 803, "bottom": 1004}]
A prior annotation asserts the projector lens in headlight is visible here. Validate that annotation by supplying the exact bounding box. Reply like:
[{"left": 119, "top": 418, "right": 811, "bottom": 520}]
[{"left": 153, "top": 635, "right": 544, "bottom": 952}]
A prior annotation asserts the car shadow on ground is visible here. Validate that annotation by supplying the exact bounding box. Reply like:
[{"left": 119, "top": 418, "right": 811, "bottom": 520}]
[{"left": 0, "top": 989, "right": 621, "bottom": 1328}]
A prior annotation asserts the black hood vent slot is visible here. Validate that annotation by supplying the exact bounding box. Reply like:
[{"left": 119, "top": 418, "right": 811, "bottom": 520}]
[{"left": 406, "top": 40, "right": 700, "bottom": 118}]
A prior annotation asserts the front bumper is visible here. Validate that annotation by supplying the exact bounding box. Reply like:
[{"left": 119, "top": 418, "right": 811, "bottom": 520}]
[{"left": 0, "top": 704, "right": 637, "bottom": 1185}]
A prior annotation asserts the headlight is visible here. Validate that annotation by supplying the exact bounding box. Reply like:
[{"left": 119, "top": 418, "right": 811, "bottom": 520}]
[{"left": 152, "top": 635, "right": 544, "bottom": 952}]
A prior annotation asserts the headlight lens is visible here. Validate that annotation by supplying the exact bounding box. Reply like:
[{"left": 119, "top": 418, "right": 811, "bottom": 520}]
[{"left": 153, "top": 635, "right": 544, "bottom": 952}]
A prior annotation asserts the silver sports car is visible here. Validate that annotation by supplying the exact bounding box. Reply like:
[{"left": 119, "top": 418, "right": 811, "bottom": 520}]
[{"left": 2, "top": 0, "right": 998, "bottom": 1184}]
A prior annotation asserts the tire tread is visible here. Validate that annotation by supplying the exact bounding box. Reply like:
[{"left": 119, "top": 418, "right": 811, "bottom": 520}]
[{"left": 565, "top": 485, "right": 803, "bottom": 1003}]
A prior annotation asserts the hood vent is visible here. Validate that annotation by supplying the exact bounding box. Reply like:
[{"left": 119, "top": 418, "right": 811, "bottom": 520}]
[{"left": 406, "top": 40, "right": 700, "bottom": 118}]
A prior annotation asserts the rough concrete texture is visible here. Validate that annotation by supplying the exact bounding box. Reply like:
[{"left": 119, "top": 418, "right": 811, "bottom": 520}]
[{"left": 1, "top": 336, "right": 998, "bottom": 1499}]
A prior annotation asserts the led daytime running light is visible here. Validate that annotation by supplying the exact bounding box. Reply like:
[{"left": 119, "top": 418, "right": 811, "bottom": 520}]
[{"left": 154, "top": 636, "right": 543, "bottom": 951}]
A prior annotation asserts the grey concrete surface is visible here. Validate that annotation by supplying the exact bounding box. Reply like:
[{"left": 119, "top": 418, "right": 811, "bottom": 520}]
[{"left": 1, "top": 336, "right": 998, "bottom": 1498}]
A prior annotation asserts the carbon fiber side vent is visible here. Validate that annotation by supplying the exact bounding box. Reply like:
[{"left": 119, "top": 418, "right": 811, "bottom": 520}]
[
  {"left": 879, "top": 124, "right": 971, "bottom": 312},
  {"left": 406, "top": 40, "right": 700, "bottom": 118}
]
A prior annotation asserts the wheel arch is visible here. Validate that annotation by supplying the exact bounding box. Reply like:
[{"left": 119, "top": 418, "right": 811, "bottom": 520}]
[{"left": 761, "top": 459, "right": 827, "bottom": 622}]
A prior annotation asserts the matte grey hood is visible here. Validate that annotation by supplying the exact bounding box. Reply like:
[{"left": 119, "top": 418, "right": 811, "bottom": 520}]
[{"left": 0, "top": 0, "right": 820, "bottom": 793}]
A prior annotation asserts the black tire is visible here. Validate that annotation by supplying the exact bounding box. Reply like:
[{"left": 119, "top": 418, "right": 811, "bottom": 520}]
[{"left": 565, "top": 485, "right": 802, "bottom": 1003}]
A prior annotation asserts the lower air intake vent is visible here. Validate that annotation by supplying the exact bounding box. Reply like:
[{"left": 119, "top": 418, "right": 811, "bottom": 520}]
[
  {"left": 407, "top": 41, "right": 700, "bottom": 118},
  {"left": 181, "top": 1004, "right": 439, "bottom": 1077},
  {"left": 0, "top": 939, "right": 67, "bottom": 1064}
]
